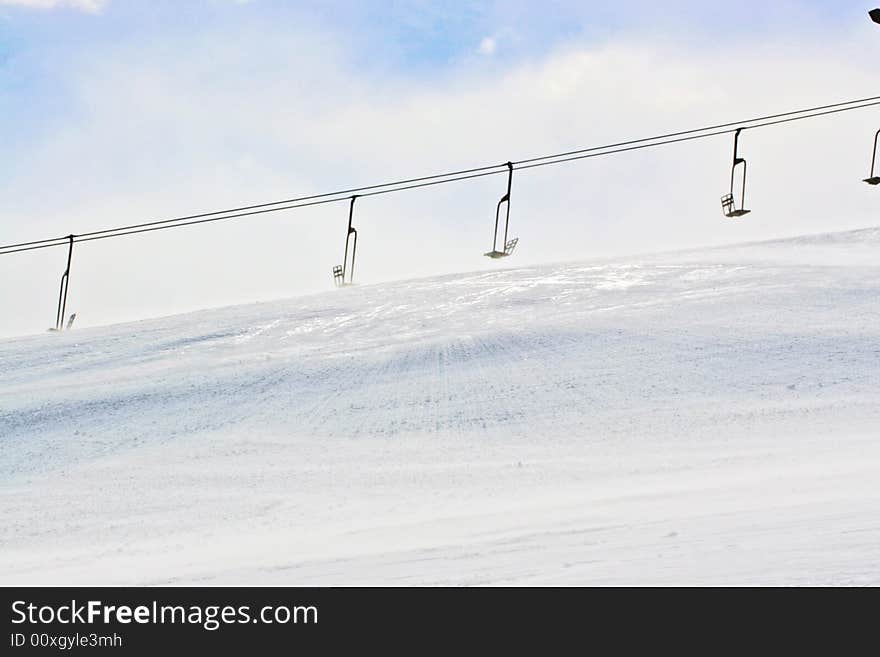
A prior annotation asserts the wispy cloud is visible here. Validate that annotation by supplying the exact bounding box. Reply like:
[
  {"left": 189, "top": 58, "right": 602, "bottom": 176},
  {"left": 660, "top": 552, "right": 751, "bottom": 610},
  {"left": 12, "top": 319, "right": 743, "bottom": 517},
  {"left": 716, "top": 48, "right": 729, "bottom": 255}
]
[
  {"left": 0, "top": 0, "right": 107, "bottom": 12},
  {"left": 477, "top": 36, "right": 496, "bottom": 56}
]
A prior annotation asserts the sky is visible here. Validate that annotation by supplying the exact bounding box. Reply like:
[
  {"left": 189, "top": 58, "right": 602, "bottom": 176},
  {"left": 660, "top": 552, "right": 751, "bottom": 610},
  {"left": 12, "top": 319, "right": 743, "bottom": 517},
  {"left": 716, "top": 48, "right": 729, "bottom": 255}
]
[{"left": 1, "top": 1, "right": 878, "bottom": 336}]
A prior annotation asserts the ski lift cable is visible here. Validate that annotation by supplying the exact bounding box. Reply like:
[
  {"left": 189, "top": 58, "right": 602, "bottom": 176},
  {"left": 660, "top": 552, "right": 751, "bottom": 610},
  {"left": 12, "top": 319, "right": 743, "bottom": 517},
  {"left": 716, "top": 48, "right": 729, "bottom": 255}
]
[
  {"left": 0, "top": 168, "right": 525, "bottom": 254},
  {"left": 514, "top": 100, "right": 880, "bottom": 173},
  {"left": 51, "top": 169, "right": 510, "bottom": 247},
  {"left": 0, "top": 169, "right": 513, "bottom": 252},
  {"left": 512, "top": 94, "right": 880, "bottom": 167},
  {"left": 2, "top": 95, "right": 879, "bottom": 256},
  {"left": 4, "top": 98, "right": 880, "bottom": 255},
  {"left": 4, "top": 95, "right": 878, "bottom": 254}
]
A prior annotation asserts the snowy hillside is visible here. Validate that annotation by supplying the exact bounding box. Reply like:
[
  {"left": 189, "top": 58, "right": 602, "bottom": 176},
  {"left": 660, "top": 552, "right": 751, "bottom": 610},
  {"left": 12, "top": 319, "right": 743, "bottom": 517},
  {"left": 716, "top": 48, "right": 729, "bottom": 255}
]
[{"left": 2, "top": 227, "right": 879, "bottom": 585}]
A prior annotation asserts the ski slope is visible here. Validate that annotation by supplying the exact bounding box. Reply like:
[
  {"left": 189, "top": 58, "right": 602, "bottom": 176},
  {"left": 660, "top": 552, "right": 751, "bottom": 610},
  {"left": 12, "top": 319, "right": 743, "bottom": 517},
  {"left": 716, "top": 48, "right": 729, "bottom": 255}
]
[{"left": 2, "top": 227, "right": 879, "bottom": 585}]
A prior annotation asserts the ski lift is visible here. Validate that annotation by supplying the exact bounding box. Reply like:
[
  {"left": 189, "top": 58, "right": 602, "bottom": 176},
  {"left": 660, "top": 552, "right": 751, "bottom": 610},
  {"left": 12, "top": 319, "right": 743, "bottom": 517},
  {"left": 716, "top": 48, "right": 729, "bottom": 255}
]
[
  {"left": 484, "top": 161, "right": 518, "bottom": 258},
  {"left": 863, "top": 129, "right": 880, "bottom": 185},
  {"left": 50, "top": 235, "right": 75, "bottom": 332},
  {"left": 332, "top": 196, "right": 358, "bottom": 287},
  {"left": 720, "top": 128, "right": 750, "bottom": 218}
]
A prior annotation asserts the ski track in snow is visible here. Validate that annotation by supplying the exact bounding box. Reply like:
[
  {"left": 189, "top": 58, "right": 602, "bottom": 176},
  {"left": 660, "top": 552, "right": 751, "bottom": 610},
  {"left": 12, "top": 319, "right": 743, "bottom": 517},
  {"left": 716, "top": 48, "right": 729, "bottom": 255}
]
[{"left": 1, "top": 228, "right": 879, "bottom": 584}]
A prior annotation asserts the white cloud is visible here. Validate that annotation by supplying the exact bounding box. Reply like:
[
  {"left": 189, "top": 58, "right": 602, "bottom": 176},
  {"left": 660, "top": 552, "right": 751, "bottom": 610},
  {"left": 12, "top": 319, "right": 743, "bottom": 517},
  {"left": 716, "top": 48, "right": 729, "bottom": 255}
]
[
  {"left": 478, "top": 36, "right": 496, "bottom": 56},
  {"left": 0, "top": 0, "right": 106, "bottom": 12}
]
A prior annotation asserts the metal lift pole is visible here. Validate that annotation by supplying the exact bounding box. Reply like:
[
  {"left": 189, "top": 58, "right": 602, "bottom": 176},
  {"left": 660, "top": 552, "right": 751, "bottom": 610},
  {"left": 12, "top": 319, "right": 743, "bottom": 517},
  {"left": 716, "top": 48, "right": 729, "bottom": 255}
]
[
  {"left": 502, "top": 161, "right": 513, "bottom": 250},
  {"left": 55, "top": 234, "right": 74, "bottom": 331},
  {"left": 343, "top": 196, "right": 357, "bottom": 284},
  {"left": 735, "top": 130, "right": 748, "bottom": 211},
  {"left": 485, "top": 162, "right": 518, "bottom": 258},
  {"left": 865, "top": 129, "right": 880, "bottom": 185},
  {"left": 730, "top": 128, "right": 742, "bottom": 201},
  {"left": 722, "top": 129, "right": 750, "bottom": 218}
]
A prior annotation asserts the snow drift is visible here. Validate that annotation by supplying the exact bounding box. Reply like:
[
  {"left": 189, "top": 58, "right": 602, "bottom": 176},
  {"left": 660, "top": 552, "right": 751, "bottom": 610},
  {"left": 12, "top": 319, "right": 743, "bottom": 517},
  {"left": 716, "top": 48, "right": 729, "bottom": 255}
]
[{"left": 1, "top": 227, "right": 879, "bottom": 584}]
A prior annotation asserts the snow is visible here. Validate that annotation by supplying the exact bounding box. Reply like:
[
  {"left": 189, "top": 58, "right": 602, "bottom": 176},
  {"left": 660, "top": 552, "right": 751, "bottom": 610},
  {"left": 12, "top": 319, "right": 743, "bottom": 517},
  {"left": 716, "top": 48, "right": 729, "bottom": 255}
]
[{"left": 2, "top": 227, "right": 879, "bottom": 585}]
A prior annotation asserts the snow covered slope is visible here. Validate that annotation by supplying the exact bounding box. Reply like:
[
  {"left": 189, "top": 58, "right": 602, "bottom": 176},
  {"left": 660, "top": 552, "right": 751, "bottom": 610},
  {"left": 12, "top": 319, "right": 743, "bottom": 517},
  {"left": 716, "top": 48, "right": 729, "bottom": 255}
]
[{"left": 2, "top": 227, "right": 879, "bottom": 585}]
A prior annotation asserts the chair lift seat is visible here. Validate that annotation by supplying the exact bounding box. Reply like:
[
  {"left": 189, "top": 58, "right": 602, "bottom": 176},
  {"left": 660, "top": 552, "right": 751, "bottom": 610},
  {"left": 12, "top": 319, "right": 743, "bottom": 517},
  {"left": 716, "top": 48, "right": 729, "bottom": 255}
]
[
  {"left": 863, "top": 176, "right": 880, "bottom": 185},
  {"left": 484, "top": 237, "right": 518, "bottom": 259},
  {"left": 721, "top": 193, "right": 749, "bottom": 219}
]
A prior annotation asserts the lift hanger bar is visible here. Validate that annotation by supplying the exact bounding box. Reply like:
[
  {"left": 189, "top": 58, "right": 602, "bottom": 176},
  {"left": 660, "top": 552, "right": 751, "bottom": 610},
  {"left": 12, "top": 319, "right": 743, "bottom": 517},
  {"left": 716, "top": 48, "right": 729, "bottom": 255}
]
[
  {"left": 332, "top": 196, "right": 359, "bottom": 287},
  {"left": 484, "top": 162, "right": 518, "bottom": 259},
  {"left": 721, "top": 128, "right": 751, "bottom": 218},
  {"left": 865, "top": 129, "right": 880, "bottom": 185}
]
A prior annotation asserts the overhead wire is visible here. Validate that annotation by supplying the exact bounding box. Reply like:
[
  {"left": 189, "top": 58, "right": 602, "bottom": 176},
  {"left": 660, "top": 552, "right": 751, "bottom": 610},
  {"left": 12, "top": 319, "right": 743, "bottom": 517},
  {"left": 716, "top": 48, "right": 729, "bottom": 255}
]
[{"left": 2, "top": 94, "right": 879, "bottom": 256}]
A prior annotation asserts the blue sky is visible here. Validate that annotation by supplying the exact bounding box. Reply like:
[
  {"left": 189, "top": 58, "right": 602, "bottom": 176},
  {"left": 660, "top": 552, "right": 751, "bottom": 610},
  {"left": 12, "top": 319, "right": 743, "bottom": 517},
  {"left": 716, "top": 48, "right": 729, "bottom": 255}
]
[
  {"left": 1, "top": 1, "right": 869, "bottom": 87},
  {"left": 0, "top": 1, "right": 871, "bottom": 158},
  {"left": 1, "top": 1, "right": 878, "bottom": 335}
]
